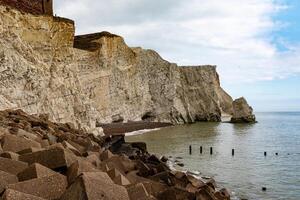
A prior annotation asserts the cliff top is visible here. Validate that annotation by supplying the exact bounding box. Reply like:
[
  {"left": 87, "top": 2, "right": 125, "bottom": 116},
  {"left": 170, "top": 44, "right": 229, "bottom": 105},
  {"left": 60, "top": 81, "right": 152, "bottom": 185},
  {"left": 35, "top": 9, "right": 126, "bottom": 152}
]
[{"left": 74, "top": 31, "right": 122, "bottom": 51}]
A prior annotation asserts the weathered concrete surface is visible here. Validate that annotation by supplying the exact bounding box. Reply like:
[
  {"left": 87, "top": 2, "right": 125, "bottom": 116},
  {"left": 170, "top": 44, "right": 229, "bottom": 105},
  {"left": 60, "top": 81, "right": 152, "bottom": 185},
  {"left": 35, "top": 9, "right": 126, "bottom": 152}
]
[
  {"left": 2, "top": 189, "right": 46, "bottom": 200},
  {"left": 17, "top": 163, "right": 58, "bottom": 181},
  {"left": 7, "top": 173, "right": 68, "bottom": 200},
  {"left": 1, "top": 134, "right": 41, "bottom": 153},
  {"left": 0, "top": 157, "right": 28, "bottom": 175},
  {"left": 0, "top": 171, "right": 18, "bottom": 193},
  {"left": 60, "top": 172, "right": 130, "bottom": 200}
]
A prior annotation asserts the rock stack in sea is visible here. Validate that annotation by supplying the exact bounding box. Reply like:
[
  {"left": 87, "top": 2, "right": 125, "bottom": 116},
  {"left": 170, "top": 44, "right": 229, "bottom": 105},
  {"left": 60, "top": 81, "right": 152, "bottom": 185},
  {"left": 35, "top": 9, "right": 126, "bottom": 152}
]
[
  {"left": 0, "top": 109, "right": 230, "bottom": 200},
  {"left": 231, "top": 97, "right": 256, "bottom": 123}
]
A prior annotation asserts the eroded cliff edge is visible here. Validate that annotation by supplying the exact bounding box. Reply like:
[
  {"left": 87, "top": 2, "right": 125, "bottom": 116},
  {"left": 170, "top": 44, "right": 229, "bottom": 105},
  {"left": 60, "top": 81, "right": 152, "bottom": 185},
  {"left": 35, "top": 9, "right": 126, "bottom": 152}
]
[{"left": 0, "top": 5, "right": 233, "bottom": 133}]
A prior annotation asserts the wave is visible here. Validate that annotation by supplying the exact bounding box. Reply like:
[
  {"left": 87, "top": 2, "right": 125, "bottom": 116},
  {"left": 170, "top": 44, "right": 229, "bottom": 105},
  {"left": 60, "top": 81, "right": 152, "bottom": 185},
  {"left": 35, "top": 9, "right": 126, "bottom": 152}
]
[{"left": 125, "top": 128, "right": 161, "bottom": 136}]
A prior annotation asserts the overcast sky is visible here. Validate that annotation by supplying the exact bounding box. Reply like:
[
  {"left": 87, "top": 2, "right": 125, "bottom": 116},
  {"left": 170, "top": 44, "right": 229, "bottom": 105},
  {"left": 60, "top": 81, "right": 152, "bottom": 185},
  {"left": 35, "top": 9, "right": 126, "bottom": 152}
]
[{"left": 54, "top": 0, "right": 300, "bottom": 112}]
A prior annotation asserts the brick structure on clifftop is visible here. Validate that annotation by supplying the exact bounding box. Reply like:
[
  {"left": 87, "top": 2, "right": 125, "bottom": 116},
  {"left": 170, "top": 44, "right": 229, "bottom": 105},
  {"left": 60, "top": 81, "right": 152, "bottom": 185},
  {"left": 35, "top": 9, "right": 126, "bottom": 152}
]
[{"left": 0, "top": 0, "right": 53, "bottom": 15}]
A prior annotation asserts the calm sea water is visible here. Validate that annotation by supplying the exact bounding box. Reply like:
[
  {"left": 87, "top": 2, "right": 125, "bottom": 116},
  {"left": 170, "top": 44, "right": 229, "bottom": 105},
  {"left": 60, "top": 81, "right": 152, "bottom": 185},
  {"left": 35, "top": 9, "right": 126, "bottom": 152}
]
[{"left": 126, "top": 112, "right": 300, "bottom": 200}]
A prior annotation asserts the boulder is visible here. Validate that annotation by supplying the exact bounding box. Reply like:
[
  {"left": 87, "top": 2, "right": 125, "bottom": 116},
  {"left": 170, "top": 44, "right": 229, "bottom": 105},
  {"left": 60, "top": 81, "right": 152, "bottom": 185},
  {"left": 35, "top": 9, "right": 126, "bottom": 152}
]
[
  {"left": 2, "top": 189, "right": 46, "bottom": 200},
  {"left": 40, "top": 140, "right": 50, "bottom": 148},
  {"left": 107, "top": 168, "right": 131, "bottom": 186},
  {"left": 100, "top": 155, "right": 136, "bottom": 174},
  {"left": 67, "top": 160, "right": 99, "bottom": 184},
  {"left": 137, "top": 161, "right": 152, "bottom": 177},
  {"left": 126, "top": 170, "right": 151, "bottom": 184},
  {"left": 186, "top": 183, "right": 199, "bottom": 193},
  {"left": 7, "top": 173, "right": 68, "bottom": 200},
  {"left": 214, "top": 188, "right": 230, "bottom": 200},
  {"left": 231, "top": 97, "right": 256, "bottom": 123},
  {"left": 62, "top": 141, "right": 82, "bottom": 156},
  {"left": 142, "top": 181, "right": 169, "bottom": 198},
  {"left": 99, "top": 150, "right": 113, "bottom": 161},
  {"left": 114, "top": 174, "right": 131, "bottom": 186},
  {"left": 16, "top": 129, "right": 40, "bottom": 141},
  {"left": 17, "top": 147, "right": 42, "bottom": 155},
  {"left": 112, "top": 114, "right": 124, "bottom": 123},
  {"left": 0, "top": 151, "right": 19, "bottom": 161},
  {"left": 1, "top": 134, "right": 42, "bottom": 153},
  {"left": 196, "top": 187, "right": 215, "bottom": 200},
  {"left": 0, "top": 171, "right": 18, "bottom": 193},
  {"left": 187, "top": 175, "right": 206, "bottom": 189},
  {"left": 17, "top": 163, "right": 58, "bottom": 181},
  {"left": 0, "top": 157, "right": 28, "bottom": 175},
  {"left": 66, "top": 140, "right": 86, "bottom": 155},
  {"left": 126, "top": 183, "right": 152, "bottom": 200},
  {"left": 60, "top": 172, "right": 130, "bottom": 200},
  {"left": 157, "top": 187, "right": 195, "bottom": 200},
  {"left": 85, "top": 154, "right": 101, "bottom": 167},
  {"left": 19, "top": 147, "right": 76, "bottom": 170}
]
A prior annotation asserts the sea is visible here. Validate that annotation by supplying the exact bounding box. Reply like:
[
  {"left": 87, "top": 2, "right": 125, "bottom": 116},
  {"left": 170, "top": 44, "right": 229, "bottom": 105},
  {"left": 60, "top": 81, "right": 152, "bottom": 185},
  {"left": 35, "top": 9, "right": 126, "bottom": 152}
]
[{"left": 126, "top": 112, "right": 300, "bottom": 200}]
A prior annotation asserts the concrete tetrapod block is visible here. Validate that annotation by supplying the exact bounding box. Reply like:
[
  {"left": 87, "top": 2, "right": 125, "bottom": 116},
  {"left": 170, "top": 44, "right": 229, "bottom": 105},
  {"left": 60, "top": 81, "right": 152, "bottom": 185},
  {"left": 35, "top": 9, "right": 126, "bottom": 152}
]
[
  {"left": 0, "top": 157, "right": 28, "bottom": 175},
  {"left": 107, "top": 168, "right": 131, "bottom": 186},
  {"left": 19, "top": 147, "right": 77, "bottom": 170},
  {"left": 99, "top": 155, "right": 136, "bottom": 175},
  {"left": 0, "top": 151, "right": 20, "bottom": 161},
  {"left": 158, "top": 187, "right": 196, "bottom": 200},
  {"left": 62, "top": 141, "right": 82, "bottom": 156},
  {"left": 0, "top": 171, "right": 18, "bottom": 193},
  {"left": 66, "top": 140, "right": 86, "bottom": 155},
  {"left": 2, "top": 189, "right": 47, "bottom": 200},
  {"left": 17, "top": 163, "right": 58, "bottom": 182},
  {"left": 85, "top": 154, "right": 101, "bottom": 167},
  {"left": 99, "top": 150, "right": 113, "bottom": 161},
  {"left": 61, "top": 172, "right": 130, "bottom": 200},
  {"left": 1, "top": 134, "right": 41, "bottom": 153},
  {"left": 16, "top": 129, "right": 40, "bottom": 141},
  {"left": 127, "top": 183, "right": 156, "bottom": 200},
  {"left": 7, "top": 173, "right": 68, "bottom": 200},
  {"left": 66, "top": 160, "right": 100, "bottom": 184},
  {"left": 17, "top": 147, "right": 42, "bottom": 155}
]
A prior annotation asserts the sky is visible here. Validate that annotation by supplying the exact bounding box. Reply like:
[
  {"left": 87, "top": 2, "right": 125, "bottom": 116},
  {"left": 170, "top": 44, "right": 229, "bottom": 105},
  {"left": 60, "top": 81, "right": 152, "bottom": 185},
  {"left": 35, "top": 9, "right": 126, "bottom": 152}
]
[{"left": 54, "top": 0, "right": 300, "bottom": 112}]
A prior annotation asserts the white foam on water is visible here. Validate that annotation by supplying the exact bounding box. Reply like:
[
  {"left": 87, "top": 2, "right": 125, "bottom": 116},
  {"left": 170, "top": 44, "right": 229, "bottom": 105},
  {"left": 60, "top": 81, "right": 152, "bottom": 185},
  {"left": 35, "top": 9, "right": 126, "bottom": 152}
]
[{"left": 125, "top": 128, "right": 161, "bottom": 136}]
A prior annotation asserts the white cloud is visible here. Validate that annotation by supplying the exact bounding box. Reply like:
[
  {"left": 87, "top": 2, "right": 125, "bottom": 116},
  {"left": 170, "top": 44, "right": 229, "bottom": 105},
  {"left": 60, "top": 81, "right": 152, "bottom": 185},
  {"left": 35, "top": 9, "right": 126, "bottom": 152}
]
[{"left": 54, "top": 0, "right": 300, "bottom": 83}]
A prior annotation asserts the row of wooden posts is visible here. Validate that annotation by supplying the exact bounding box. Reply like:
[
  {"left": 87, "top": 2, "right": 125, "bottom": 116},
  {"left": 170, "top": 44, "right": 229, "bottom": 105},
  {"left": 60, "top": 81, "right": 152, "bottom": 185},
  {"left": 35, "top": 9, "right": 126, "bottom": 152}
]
[{"left": 189, "top": 145, "right": 270, "bottom": 156}]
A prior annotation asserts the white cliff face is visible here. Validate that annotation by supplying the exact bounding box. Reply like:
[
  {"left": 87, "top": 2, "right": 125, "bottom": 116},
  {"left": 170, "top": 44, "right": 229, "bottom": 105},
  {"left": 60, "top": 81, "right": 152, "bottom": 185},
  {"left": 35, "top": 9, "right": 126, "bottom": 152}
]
[{"left": 0, "top": 5, "right": 234, "bottom": 133}]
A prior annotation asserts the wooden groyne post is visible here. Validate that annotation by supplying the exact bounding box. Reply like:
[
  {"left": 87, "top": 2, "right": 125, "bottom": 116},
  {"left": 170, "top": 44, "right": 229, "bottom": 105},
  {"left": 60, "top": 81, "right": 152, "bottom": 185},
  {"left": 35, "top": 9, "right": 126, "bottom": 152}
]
[{"left": 189, "top": 145, "right": 192, "bottom": 155}]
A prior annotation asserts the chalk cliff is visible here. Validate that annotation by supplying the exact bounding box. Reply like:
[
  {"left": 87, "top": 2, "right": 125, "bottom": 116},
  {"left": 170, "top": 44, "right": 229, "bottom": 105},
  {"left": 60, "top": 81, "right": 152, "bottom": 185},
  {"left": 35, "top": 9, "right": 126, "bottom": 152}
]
[{"left": 0, "top": 5, "right": 233, "bottom": 134}]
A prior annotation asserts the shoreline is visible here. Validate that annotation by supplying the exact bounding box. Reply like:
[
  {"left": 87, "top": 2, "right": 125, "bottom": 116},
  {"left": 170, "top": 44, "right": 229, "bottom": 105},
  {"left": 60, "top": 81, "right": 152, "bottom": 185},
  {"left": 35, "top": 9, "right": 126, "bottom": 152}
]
[
  {"left": 0, "top": 109, "right": 231, "bottom": 199},
  {"left": 98, "top": 121, "right": 172, "bottom": 136}
]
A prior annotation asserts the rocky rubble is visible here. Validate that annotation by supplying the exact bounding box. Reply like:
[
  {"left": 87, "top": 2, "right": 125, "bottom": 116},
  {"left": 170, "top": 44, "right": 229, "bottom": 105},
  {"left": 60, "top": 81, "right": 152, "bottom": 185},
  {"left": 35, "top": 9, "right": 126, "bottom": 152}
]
[{"left": 0, "top": 109, "right": 230, "bottom": 200}]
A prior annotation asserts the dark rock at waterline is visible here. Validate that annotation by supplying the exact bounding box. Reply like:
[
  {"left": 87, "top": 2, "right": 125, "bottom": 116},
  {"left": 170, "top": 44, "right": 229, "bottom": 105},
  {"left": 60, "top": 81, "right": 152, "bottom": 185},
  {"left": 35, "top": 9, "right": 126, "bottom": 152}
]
[
  {"left": 177, "top": 163, "right": 185, "bottom": 167},
  {"left": 160, "top": 156, "right": 168, "bottom": 163}
]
